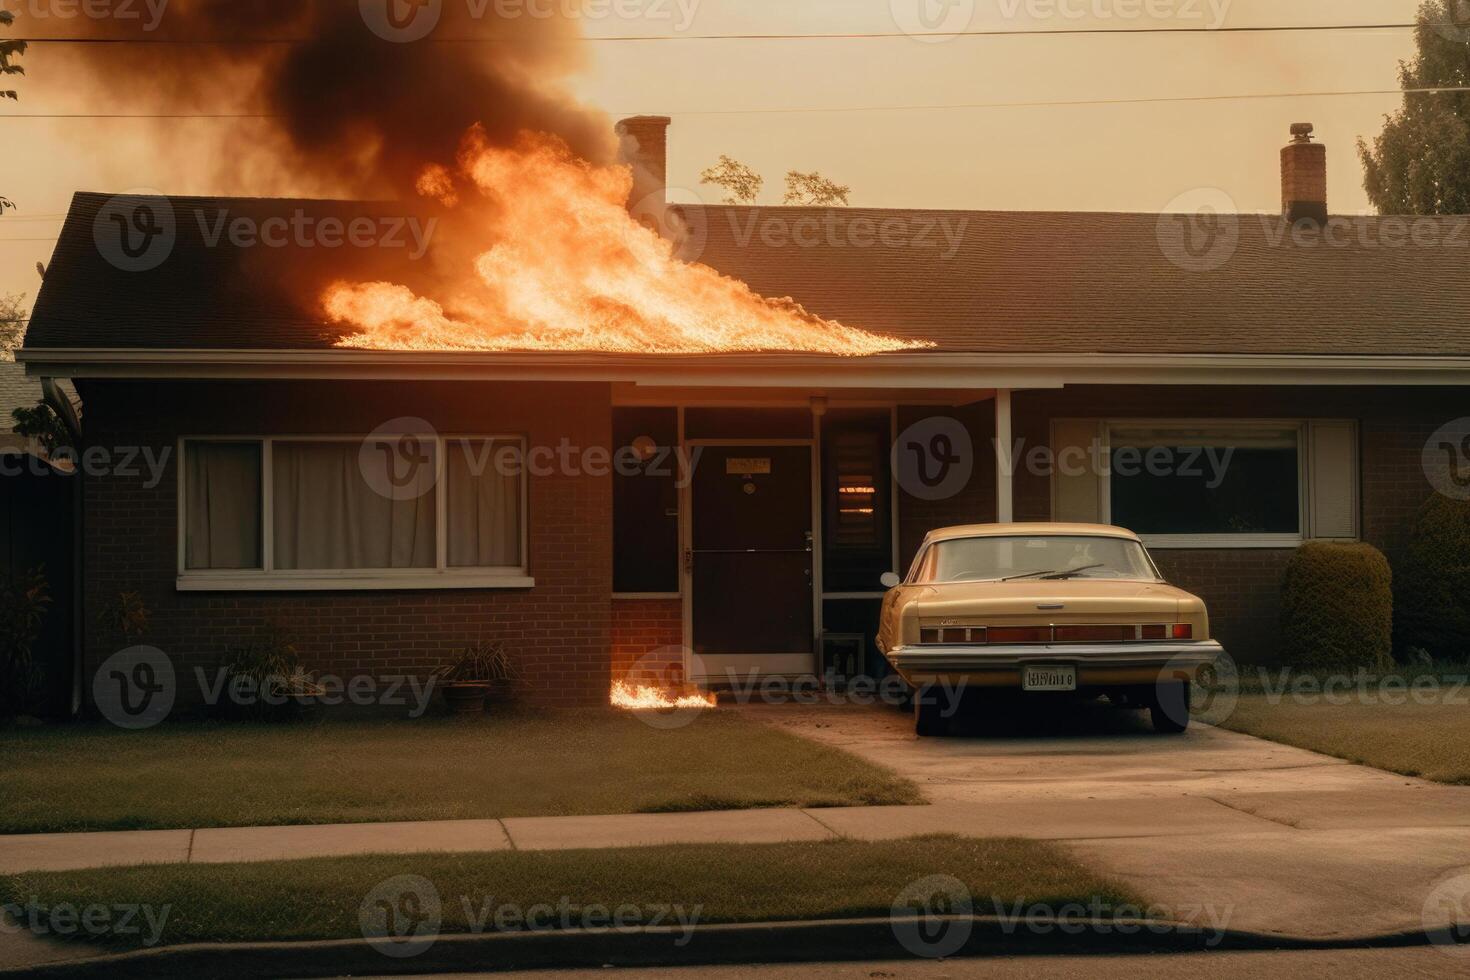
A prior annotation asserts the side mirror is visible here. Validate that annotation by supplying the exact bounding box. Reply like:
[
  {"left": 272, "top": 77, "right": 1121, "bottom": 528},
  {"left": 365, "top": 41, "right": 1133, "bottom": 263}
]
[{"left": 879, "top": 571, "right": 901, "bottom": 589}]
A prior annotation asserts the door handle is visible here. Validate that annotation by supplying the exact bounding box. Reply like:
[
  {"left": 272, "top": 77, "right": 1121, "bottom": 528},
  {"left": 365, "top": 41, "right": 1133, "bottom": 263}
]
[{"left": 683, "top": 548, "right": 693, "bottom": 573}]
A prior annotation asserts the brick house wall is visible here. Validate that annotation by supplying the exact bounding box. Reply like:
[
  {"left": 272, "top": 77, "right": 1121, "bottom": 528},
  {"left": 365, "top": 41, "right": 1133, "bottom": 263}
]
[
  {"left": 611, "top": 596, "right": 683, "bottom": 685},
  {"left": 78, "top": 378, "right": 614, "bottom": 710},
  {"left": 1006, "top": 385, "right": 1452, "bottom": 662}
]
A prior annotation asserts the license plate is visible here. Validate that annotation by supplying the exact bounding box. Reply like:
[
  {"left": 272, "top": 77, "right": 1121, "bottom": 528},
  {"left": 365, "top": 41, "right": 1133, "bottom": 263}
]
[{"left": 1023, "top": 665, "right": 1076, "bottom": 692}]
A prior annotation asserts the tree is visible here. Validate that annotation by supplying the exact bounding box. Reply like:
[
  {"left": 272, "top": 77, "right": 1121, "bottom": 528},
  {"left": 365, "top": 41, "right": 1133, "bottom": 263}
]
[
  {"left": 0, "top": 10, "right": 25, "bottom": 214},
  {"left": 1358, "top": 1, "right": 1470, "bottom": 214},
  {"left": 783, "top": 170, "right": 851, "bottom": 207},
  {"left": 699, "top": 156, "right": 852, "bottom": 206},
  {"left": 0, "top": 292, "right": 26, "bottom": 359},
  {"left": 699, "top": 155, "right": 763, "bottom": 205}
]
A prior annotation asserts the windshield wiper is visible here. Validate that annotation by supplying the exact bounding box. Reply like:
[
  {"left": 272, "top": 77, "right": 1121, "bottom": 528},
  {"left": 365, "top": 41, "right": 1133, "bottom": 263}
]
[{"left": 1039, "top": 564, "right": 1105, "bottom": 580}]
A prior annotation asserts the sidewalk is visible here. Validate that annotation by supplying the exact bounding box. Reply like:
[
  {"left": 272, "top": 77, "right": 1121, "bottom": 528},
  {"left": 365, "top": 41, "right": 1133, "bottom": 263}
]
[{"left": 0, "top": 795, "right": 1282, "bottom": 875}]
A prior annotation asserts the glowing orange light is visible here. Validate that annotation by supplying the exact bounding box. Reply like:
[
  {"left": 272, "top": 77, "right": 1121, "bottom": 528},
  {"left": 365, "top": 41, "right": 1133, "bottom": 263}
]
[
  {"left": 609, "top": 680, "right": 717, "bottom": 711},
  {"left": 324, "top": 128, "right": 930, "bottom": 355}
]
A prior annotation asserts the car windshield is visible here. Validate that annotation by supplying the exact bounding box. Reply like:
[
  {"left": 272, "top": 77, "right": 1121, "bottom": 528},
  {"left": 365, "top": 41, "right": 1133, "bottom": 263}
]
[{"left": 914, "top": 535, "right": 1159, "bottom": 583}]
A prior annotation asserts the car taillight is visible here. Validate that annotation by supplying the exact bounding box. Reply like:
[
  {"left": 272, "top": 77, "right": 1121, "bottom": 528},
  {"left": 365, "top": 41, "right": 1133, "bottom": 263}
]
[
  {"left": 988, "top": 626, "right": 1050, "bottom": 643},
  {"left": 1054, "top": 625, "right": 1129, "bottom": 643},
  {"left": 1141, "top": 624, "right": 1166, "bottom": 640},
  {"left": 1171, "top": 623, "right": 1193, "bottom": 640}
]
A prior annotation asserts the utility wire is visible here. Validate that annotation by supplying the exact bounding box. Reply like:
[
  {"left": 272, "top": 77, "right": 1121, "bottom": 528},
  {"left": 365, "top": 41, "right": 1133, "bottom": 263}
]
[
  {"left": 3, "top": 85, "right": 1467, "bottom": 120},
  {"left": 6, "top": 21, "right": 1454, "bottom": 43}
]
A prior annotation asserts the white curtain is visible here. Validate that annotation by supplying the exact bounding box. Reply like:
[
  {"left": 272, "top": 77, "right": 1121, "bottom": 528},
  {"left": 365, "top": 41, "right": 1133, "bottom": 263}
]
[
  {"left": 185, "top": 442, "right": 262, "bottom": 569},
  {"left": 272, "top": 442, "right": 436, "bottom": 570},
  {"left": 446, "top": 439, "right": 521, "bottom": 568}
]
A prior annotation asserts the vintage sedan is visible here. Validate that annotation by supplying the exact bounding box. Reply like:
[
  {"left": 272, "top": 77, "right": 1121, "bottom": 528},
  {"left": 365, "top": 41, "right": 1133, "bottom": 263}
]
[{"left": 877, "top": 523, "right": 1224, "bottom": 736}]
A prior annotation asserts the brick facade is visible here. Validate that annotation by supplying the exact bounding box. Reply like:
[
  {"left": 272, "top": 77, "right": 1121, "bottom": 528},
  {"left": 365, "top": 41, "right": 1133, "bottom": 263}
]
[
  {"left": 78, "top": 378, "right": 614, "bottom": 710},
  {"left": 611, "top": 596, "right": 684, "bottom": 685}
]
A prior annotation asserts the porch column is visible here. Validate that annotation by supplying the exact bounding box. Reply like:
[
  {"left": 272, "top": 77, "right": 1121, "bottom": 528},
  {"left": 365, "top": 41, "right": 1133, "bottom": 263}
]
[{"left": 994, "top": 388, "right": 1013, "bottom": 522}]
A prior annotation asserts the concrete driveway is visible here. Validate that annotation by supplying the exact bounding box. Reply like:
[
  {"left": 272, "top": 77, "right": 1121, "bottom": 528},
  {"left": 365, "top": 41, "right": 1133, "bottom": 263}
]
[{"left": 746, "top": 701, "right": 1470, "bottom": 942}]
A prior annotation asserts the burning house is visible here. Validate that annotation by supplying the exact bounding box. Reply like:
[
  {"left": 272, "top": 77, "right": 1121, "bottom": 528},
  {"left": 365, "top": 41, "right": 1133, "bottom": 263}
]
[{"left": 18, "top": 108, "right": 1470, "bottom": 711}]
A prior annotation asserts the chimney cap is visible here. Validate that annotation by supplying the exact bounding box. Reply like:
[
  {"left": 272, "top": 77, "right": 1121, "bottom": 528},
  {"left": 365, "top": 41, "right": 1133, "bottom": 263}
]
[
  {"left": 1289, "top": 122, "right": 1315, "bottom": 144},
  {"left": 616, "top": 115, "right": 672, "bottom": 131}
]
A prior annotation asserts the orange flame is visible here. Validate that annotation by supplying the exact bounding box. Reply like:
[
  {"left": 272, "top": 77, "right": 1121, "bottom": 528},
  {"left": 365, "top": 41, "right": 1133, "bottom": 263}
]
[
  {"left": 609, "top": 680, "right": 717, "bottom": 711},
  {"left": 323, "top": 128, "right": 926, "bottom": 355}
]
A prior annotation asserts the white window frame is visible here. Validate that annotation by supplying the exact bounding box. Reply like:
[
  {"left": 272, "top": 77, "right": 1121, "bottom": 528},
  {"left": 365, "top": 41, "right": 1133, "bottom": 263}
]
[
  {"left": 1099, "top": 419, "right": 1310, "bottom": 550},
  {"left": 176, "top": 434, "right": 533, "bottom": 591}
]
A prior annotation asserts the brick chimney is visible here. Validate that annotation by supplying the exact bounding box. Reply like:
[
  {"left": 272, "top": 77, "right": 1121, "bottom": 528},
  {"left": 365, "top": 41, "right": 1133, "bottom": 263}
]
[
  {"left": 616, "top": 115, "right": 671, "bottom": 206},
  {"left": 1281, "top": 122, "right": 1327, "bottom": 225}
]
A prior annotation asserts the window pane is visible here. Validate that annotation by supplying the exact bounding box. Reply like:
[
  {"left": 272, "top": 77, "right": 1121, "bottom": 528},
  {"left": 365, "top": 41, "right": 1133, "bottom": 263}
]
[
  {"left": 822, "top": 412, "right": 892, "bottom": 592},
  {"left": 185, "top": 442, "right": 262, "bottom": 569},
  {"left": 612, "top": 408, "right": 679, "bottom": 592},
  {"left": 1110, "top": 429, "right": 1300, "bottom": 535},
  {"left": 272, "top": 440, "right": 436, "bottom": 570},
  {"left": 446, "top": 439, "right": 523, "bottom": 568}
]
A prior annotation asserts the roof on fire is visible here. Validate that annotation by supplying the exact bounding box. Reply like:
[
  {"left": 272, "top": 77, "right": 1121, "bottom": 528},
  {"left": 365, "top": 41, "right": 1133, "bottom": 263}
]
[{"left": 20, "top": 191, "right": 1470, "bottom": 357}]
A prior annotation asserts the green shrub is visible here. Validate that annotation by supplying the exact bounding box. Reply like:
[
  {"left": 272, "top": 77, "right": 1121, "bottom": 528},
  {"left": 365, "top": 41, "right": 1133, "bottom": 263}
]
[
  {"left": 1394, "top": 494, "right": 1470, "bottom": 661},
  {"left": 1280, "top": 541, "right": 1393, "bottom": 671},
  {"left": 0, "top": 567, "right": 52, "bottom": 720}
]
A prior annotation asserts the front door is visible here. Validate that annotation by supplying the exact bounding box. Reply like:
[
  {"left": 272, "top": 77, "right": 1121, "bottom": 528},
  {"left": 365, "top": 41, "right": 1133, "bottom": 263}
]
[{"left": 689, "top": 444, "right": 815, "bottom": 682}]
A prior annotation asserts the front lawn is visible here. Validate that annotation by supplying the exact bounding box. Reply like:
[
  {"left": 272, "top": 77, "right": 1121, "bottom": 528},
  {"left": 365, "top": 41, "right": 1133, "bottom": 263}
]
[
  {"left": 0, "top": 709, "right": 921, "bottom": 834},
  {"left": 0, "top": 835, "right": 1141, "bottom": 950},
  {"left": 1213, "top": 669, "right": 1470, "bottom": 784}
]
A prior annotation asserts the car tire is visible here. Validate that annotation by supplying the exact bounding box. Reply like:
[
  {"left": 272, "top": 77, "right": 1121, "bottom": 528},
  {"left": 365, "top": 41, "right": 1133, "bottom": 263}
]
[
  {"left": 1150, "top": 680, "right": 1191, "bottom": 734},
  {"left": 913, "top": 686, "right": 947, "bottom": 737}
]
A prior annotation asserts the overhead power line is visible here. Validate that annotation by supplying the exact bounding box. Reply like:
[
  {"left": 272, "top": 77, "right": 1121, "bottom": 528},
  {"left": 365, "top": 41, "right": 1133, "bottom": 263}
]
[
  {"left": 3, "top": 86, "right": 1467, "bottom": 121},
  {"left": 6, "top": 21, "right": 1454, "bottom": 43}
]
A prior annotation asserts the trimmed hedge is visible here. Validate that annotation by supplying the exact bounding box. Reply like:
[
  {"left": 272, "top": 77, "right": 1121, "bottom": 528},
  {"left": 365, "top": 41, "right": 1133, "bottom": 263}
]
[
  {"left": 1280, "top": 540, "right": 1393, "bottom": 672},
  {"left": 1394, "top": 494, "right": 1470, "bottom": 661}
]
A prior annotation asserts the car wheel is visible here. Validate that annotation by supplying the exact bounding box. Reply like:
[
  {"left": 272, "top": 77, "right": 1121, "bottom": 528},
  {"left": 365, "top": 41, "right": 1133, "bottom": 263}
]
[
  {"left": 1150, "top": 680, "right": 1191, "bottom": 734},
  {"left": 913, "top": 686, "right": 947, "bottom": 737}
]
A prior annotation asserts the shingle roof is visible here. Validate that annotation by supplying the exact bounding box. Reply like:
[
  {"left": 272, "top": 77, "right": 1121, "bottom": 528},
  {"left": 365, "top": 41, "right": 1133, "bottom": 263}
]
[{"left": 23, "top": 191, "right": 1470, "bottom": 356}]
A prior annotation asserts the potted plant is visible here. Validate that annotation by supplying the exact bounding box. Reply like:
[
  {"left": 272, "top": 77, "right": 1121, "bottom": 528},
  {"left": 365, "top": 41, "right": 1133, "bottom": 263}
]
[
  {"left": 99, "top": 590, "right": 150, "bottom": 647},
  {"left": 220, "top": 630, "right": 322, "bottom": 721},
  {"left": 433, "top": 641, "right": 515, "bottom": 716}
]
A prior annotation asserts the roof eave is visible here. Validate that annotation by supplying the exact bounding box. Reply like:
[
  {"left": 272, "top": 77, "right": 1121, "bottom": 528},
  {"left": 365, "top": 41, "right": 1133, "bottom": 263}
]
[{"left": 16, "top": 348, "right": 1470, "bottom": 388}]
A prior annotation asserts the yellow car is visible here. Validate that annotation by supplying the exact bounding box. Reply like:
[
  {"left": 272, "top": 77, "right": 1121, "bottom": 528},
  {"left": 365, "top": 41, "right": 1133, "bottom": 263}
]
[{"left": 877, "top": 523, "right": 1223, "bottom": 736}]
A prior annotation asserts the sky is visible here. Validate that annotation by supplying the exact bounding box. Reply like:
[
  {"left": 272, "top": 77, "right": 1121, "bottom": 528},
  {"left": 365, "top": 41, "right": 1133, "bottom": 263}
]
[{"left": 0, "top": 0, "right": 1432, "bottom": 305}]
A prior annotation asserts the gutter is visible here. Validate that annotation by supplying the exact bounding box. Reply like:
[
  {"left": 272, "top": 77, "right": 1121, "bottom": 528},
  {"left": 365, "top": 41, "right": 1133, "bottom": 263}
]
[{"left": 16, "top": 348, "right": 1470, "bottom": 386}]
